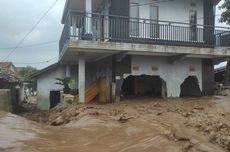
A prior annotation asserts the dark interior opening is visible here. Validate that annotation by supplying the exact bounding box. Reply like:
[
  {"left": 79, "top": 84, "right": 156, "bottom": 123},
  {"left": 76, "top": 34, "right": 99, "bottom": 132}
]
[
  {"left": 121, "top": 75, "right": 167, "bottom": 98},
  {"left": 50, "top": 91, "right": 61, "bottom": 109},
  {"left": 180, "top": 76, "right": 202, "bottom": 97}
]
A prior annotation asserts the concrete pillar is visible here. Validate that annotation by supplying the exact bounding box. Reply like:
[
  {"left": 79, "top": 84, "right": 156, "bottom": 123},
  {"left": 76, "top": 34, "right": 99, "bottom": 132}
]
[
  {"left": 111, "top": 56, "right": 116, "bottom": 103},
  {"left": 66, "top": 64, "right": 71, "bottom": 77},
  {"left": 78, "top": 53, "right": 85, "bottom": 103},
  {"left": 167, "top": 80, "right": 181, "bottom": 97},
  {"left": 85, "top": 0, "right": 92, "bottom": 34}
]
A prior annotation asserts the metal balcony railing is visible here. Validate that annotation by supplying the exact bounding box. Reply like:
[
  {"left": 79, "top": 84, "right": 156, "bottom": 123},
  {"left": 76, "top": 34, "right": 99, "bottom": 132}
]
[{"left": 59, "top": 10, "right": 230, "bottom": 53}]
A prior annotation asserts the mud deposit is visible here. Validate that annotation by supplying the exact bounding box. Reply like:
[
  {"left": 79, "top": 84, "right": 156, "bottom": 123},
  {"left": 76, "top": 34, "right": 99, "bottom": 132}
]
[{"left": 2, "top": 97, "right": 230, "bottom": 152}]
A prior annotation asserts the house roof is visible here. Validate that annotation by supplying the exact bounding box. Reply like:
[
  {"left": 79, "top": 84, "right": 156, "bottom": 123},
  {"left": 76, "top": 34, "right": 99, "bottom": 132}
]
[
  {"left": 29, "top": 63, "right": 60, "bottom": 79},
  {"left": 0, "top": 62, "right": 19, "bottom": 82}
]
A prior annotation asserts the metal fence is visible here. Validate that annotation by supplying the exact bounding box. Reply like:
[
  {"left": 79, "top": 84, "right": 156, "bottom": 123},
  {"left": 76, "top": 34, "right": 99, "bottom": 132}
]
[{"left": 60, "top": 11, "right": 230, "bottom": 53}]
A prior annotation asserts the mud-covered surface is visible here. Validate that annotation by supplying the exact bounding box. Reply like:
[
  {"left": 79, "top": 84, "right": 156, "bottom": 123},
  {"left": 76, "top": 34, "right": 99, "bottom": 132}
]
[{"left": 1, "top": 97, "right": 230, "bottom": 152}]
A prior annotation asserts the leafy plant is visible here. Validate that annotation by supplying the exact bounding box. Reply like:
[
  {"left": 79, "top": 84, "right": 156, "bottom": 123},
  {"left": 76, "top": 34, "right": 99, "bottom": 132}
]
[
  {"left": 219, "top": 0, "right": 230, "bottom": 25},
  {"left": 55, "top": 77, "right": 75, "bottom": 94}
]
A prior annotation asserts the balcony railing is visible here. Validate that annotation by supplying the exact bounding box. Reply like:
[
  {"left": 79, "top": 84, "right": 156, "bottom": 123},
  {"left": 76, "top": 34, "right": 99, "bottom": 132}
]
[{"left": 60, "top": 10, "right": 230, "bottom": 53}]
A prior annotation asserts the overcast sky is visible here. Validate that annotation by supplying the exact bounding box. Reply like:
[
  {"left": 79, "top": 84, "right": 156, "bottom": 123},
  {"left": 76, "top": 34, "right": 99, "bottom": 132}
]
[
  {"left": 0, "top": 0, "right": 228, "bottom": 69},
  {"left": 0, "top": 0, "right": 65, "bottom": 69}
]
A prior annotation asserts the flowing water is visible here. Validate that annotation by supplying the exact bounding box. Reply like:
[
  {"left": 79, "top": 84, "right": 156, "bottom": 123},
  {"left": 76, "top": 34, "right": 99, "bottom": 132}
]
[{"left": 0, "top": 97, "right": 229, "bottom": 152}]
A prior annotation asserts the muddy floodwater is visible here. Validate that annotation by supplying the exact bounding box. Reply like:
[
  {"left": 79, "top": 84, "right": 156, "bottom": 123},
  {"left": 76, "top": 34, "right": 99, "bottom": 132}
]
[{"left": 1, "top": 97, "right": 230, "bottom": 152}]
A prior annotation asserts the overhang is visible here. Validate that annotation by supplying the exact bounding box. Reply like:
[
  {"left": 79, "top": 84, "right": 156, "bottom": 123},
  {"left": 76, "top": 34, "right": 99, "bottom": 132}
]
[{"left": 59, "top": 40, "right": 230, "bottom": 65}]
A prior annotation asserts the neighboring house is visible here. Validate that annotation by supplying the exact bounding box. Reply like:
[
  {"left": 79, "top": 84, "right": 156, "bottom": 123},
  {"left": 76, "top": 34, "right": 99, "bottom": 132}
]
[
  {"left": 37, "top": 0, "right": 230, "bottom": 108},
  {"left": 30, "top": 63, "right": 71, "bottom": 110},
  {"left": 0, "top": 62, "right": 20, "bottom": 112},
  {"left": 0, "top": 62, "right": 19, "bottom": 85}
]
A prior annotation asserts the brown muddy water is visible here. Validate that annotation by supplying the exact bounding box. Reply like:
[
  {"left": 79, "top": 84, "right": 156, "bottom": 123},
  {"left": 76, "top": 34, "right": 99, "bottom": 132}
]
[{"left": 1, "top": 97, "right": 230, "bottom": 152}]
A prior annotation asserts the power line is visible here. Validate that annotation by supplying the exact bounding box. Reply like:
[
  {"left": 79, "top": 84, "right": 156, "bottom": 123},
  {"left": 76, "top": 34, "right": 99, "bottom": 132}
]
[
  {"left": 13, "top": 56, "right": 58, "bottom": 65},
  {"left": 1, "top": 0, "right": 59, "bottom": 62},
  {"left": 130, "top": 0, "right": 173, "bottom": 7},
  {"left": 0, "top": 40, "right": 59, "bottom": 50}
]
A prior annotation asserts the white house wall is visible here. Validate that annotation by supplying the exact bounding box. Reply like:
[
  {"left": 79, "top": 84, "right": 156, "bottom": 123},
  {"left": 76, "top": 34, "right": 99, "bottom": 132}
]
[
  {"left": 130, "top": 0, "right": 204, "bottom": 41},
  {"left": 131, "top": 55, "right": 202, "bottom": 97},
  {"left": 130, "top": 0, "right": 204, "bottom": 24},
  {"left": 37, "top": 65, "right": 66, "bottom": 110}
]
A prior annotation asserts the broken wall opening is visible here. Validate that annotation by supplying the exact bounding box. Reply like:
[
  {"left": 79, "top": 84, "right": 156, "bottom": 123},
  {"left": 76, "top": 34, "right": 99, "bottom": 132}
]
[
  {"left": 121, "top": 75, "right": 167, "bottom": 98},
  {"left": 180, "top": 76, "right": 202, "bottom": 97}
]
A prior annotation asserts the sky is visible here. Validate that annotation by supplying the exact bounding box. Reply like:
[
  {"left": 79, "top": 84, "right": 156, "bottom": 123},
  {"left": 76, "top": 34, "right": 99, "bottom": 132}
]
[
  {"left": 0, "top": 0, "right": 228, "bottom": 70},
  {"left": 0, "top": 0, "right": 65, "bottom": 69}
]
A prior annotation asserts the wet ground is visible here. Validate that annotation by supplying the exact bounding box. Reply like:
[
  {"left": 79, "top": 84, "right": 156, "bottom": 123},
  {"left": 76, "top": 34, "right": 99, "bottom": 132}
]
[{"left": 1, "top": 97, "right": 230, "bottom": 152}]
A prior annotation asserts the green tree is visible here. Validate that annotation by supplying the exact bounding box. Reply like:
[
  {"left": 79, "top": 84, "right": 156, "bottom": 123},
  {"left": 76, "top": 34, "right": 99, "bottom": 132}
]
[
  {"left": 219, "top": 0, "right": 230, "bottom": 25},
  {"left": 18, "top": 66, "right": 38, "bottom": 78}
]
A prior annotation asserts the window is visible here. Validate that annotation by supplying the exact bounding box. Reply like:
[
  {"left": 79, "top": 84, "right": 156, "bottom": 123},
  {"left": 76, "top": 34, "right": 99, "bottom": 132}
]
[{"left": 130, "top": 3, "right": 139, "bottom": 37}]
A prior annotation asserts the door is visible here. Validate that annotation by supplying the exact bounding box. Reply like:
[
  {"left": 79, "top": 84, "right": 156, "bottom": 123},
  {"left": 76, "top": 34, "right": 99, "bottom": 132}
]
[
  {"left": 189, "top": 10, "right": 197, "bottom": 41},
  {"left": 130, "top": 2, "right": 139, "bottom": 37},
  {"left": 150, "top": 5, "right": 159, "bottom": 38},
  {"left": 99, "top": 77, "right": 107, "bottom": 103}
]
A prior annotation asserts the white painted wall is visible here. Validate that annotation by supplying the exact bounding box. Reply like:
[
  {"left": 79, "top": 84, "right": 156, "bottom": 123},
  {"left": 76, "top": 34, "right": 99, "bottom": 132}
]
[
  {"left": 36, "top": 65, "right": 66, "bottom": 110},
  {"left": 130, "top": 0, "right": 204, "bottom": 41},
  {"left": 131, "top": 55, "right": 202, "bottom": 97},
  {"left": 130, "top": 0, "right": 204, "bottom": 24}
]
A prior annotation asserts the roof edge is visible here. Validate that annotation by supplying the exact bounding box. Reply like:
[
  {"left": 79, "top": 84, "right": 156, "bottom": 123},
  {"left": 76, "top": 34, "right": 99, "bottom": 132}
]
[{"left": 29, "top": 63, "right": 60, "bottom": 79}]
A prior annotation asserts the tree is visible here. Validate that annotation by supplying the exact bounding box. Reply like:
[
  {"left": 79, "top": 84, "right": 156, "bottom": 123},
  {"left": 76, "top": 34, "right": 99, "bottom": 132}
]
[
  {"left": 55, "top": 77, "right": 75, "bottom": 94},
  {"left": 18, "top": 66, "right": 38, "bottom": 79},
  {"left": 219, "top": 0, "right": 230, "bottom": 25}
]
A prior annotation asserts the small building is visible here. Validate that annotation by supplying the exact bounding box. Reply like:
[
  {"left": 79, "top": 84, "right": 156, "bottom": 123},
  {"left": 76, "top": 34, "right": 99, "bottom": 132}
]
[
  {"left": 30, "top": 63, "right": 73, "bottom": 110},
  {"left": 0, "top": 62, "right": 20, "bottom": 112}
]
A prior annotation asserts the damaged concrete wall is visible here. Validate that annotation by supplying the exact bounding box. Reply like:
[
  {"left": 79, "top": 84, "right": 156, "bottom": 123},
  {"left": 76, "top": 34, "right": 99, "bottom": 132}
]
[
  {"left": 0, "top": 89, "right": 11, "bottom": 112},
  {"left": 131, "top": 55, "right": 202, "bottom": 97},
  {"left": 180, "top": 76, "right": 202, "bottom": 97}
]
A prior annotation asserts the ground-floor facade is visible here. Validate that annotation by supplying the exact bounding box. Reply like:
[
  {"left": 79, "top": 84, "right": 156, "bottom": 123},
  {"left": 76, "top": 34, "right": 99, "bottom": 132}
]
[
  {"left": 34, "top": 54, "right": 216, "bottom": 110},
  {"left": 33, "top": 36, "right": 230, "bottom": 110},
  {"left": 72, "top": 54, "right": 214, "bottom": 103}
]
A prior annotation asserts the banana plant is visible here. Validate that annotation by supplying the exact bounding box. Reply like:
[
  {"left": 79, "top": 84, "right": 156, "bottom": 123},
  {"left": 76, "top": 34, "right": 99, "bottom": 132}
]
[{"left": 55, "top": 77, "right": 75, "bottom": 94}]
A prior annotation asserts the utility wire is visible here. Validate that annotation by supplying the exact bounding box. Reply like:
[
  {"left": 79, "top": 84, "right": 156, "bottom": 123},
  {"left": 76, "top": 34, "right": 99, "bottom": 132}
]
[
  {"left": 13, "top": 56, "right": 58, "bottom": 65},
  {"left": 0, "top": 40, "right": 59, "bottom": 50},
  {"left": 1, "top": 0, "right": 59, "bottom": 62},
  {"left": 130, "top": 0, "right": 173, "bottom": 7}
]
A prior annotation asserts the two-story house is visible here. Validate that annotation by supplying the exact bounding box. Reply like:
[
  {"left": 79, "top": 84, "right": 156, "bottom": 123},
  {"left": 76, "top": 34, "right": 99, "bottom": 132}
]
[{"left": 36, "top": 0, "right": 230, "bottom": 108}]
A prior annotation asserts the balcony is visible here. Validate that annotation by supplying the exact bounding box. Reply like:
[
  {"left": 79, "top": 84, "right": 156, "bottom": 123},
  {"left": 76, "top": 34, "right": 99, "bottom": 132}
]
[{"left": 59, "top": 10, "right": 230, "bottom": 54}]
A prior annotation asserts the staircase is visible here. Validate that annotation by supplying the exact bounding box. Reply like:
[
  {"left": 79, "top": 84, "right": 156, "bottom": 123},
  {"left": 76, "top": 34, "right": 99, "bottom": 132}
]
[{"left": 75, "top": 80, "right": 99, "bottom": 103}]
